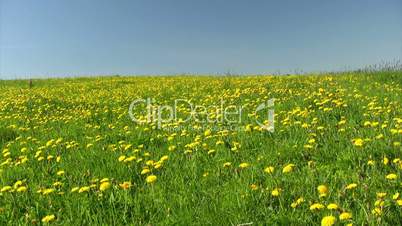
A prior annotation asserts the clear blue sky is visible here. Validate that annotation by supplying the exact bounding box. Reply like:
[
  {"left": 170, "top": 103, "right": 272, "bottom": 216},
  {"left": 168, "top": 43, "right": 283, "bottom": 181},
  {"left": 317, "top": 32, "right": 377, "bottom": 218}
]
[{"left": 1, "top": 0, "right": 401, "bottom": 79}]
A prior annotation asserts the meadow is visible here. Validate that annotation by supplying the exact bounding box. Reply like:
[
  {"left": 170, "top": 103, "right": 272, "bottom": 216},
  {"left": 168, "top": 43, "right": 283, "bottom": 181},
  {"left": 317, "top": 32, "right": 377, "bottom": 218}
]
[{"left": 0, "top": 71, "right": 401, "bottom": 225}]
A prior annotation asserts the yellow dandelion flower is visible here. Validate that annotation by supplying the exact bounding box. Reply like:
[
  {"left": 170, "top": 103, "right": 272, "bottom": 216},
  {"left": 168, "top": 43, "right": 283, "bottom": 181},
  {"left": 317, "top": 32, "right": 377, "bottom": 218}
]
[
  {"left": 282, "top": 163, "right": 295, "bottom": 173},
  {"left": 291, "top": 197, "right": 304, "bottom": 208},
  {"left": 372, "top": 207, "right": 382, "bottom": 216},
  {"left": 317, "top": 185, "right": 328, "bottom": 197},
  {"left": 339, "top": 212, "right": 352, "bottom": 220},
  {"left": 385, "top": 173, "right": 397, "bottom": 180},
  {"left": 383, "top": 156, "right": 389, "bottom": 165},
  {"left": 78, "top": 186, "right": 90, "bottom": 193},
  {"left": 41, "top": 214, "right": 55, "bottom": 223},
  {"left": 352, "top": 138, "right": 364, "bottom": 147},
  {"left": 118, "top": 155, "right": 126, "bottom": 162},
  {"left": 99, "top": 182, "right": 111, "bottom": 191},
  {"left": 145, "top": 160, "right": 154, "bottom": 166},
  {"left": 239, "top": 163, "right": 250, "bottom": 169},
  {"left": 392, "top": 192, "right": 399, "bottom": 200},
  {"left": 119, "top": 181, "right": 132, "bottom": 190},
  {"left": 207, "top": 149, "right": 216, "bottom": 155},
  {"left": 124, "top": 156, "right": 135, "bottom": 162},
  {"left": 321, "top": 215, "right": 336, "bottom": 226},
  {"left": 16, "top": 186, "right": 27, "bottom": 192},
  {"left": 100, "top": 178, "right": 109, "bottom": 183},
  {"left": 327, "top": 203, "right": 338, "bottom": 210},
  {"left": 223, "top": 162, "right": 232, "bottom": 167},
  {"left": 56, "top": 170, "right": 65, "bottom": 176},
  {"left": 250, "top": 184, "right": 258, "bottom": 191},
  {"left": 154, "top": 163, "right": 162, "bottom": 169},
  {"left": 310, "top": 203, "right": 325, "bottom": 210},
  {"left": 141, "top": 168, "right": 150, "bottom": 175},
  {"left": 13, "top": 180, "right": 23, "bottom": 189},
  {"left": 375, "top": 200, "right": 384, "bottom": 207},
  {"left": 168, "top": 145, "right": 176, "bottom": 151},
  {"left": 264, "top": 166, "right": 274, "bottom": 174},
  {"left": 271, "top": 188, "right": 281, "bottom": 197},
  {"left": 376, "top": 192, "right": 386, "bottom": 198},
  {"left": 160, "top": 155, "right": 169, "bottom": 162},
  {"left": 146, "top": 175, "right": 157, "bottom": 184},
  {"left": 42, "top": 188, "right": 55, "bottom": 195},
  {"left": 345, "top": 183, "right": 357, "bottom": 190}
]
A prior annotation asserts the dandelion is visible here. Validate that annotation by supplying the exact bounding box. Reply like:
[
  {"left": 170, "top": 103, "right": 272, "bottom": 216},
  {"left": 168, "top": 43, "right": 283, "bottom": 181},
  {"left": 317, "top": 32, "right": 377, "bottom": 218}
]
[
  {"left": 250, "top": 184, "right": 258, "bottom": 191},
  {"left": 78, "top": 186, "right": 90, "bottom": 193},
  {"left": 271, "top": 188, "right": 281, "bottom": 197},
  {"left": 71, "top": 187, "right": 79, "bottom": 192},
  {"left": 168, "top": 145, "right": 176, "bottom": 151},
  {"left": 41, "top": 214, "right": 55, "bottom": 223},
  {"left": 321, "top": 215, "right": 336, "bottom": 226},
  {"left": 339, "top": 212, "right": 352, "bottom": 220},
  {"left": 392, "top": 192, "right": 399, "bottom": 200},
  {"left": 118, "top": 155, "right": 126, "bottom": 162},
  {"left": 385, "top": 173, "right": 397, "bottom": 180},
  {"left": 99, "top": 182, "right": 111, "bottom": 191},
  {"left": 160, "top": 155, "right": 169, "bottom": 162},
  {"left": 13, "top": 180, "right": 23, "bottom": 188},
  {"left": 119, "top": 181, "right": 132, "bottom": 190},
  {"left": 282, "top": 164, "right": 295, "bottom": 173},
  {"left": 207, "top": 149, "right": 216, "bottom": 155},
  {"left": 352, "top": 138, "right": 364, "bottom": 147},
  {"left": 327, "top": 203, "right": 338, "bottom": 210},
  {"left": 124, "top": 156, "right": 135, "bottom": 162},
  {"left": 56, "top": 170, "right": 65, "bottom": 176},
  {"left": 375, "top": 200, "right": 384, "bottom": 207},
  {"left": 345, "top": 183, "right": 357, "bottom": 190},
  {"left": 317, "top": 185, "right": 328, "bottom": 197},
  {"left": 16, "top": 186, "right": 27, "bottom": 192},
  {"left": 42, "top": 188, "right": 55, "bottom": 195},
  {"left": 141, "top": 168, "right": 150, "bottom": 175},
  {"left": 154, "top": 163, "right": 162, "bottom": 169},
  {"left": 310, "top": 203, "right": 325, "bottom": 210},
  {"left": 146, "top": 175, "right": 157, "bottom": 184},
  {"left": 291, "top": 197, "right": 304, "bottom": 208},
  {"left": 264, "top": 166, "right": 274, "bottom": 174},
  {"left": 53, "top": 181, "right": 63, "bottom": 187},
  {"left": 223, "top": 162, "right": 232, "bottom": 168},
  {"left": 383, "top": 156, "right": 389, "bottom": 165},
  {"left": 372, "top": 207, "right": 382, "bottom": 216},
  {"left": 239, "top": 163, "right": 250, "bottom": 169},
  {"left": 376, "top": 192, "right": 386, "bottom": 198}
]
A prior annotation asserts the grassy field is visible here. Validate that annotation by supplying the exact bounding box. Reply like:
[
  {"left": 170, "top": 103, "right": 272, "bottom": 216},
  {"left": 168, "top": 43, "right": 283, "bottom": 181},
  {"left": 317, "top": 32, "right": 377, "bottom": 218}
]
[{"left": 0, "top": 71, "right": 401, "bottom": 225}]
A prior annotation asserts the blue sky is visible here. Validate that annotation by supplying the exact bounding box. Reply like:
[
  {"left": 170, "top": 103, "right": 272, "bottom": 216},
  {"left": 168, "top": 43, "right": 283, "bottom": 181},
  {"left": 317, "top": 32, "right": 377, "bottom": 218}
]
[{"left": 0, "top": 0, "right": 401, "bottom": 79}]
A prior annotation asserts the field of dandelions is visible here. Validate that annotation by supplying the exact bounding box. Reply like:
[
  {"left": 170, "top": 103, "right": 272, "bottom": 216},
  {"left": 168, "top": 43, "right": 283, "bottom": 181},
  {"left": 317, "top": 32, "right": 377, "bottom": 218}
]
[{"left": 0, "top": 71, "right": 401, "bottom": 225}]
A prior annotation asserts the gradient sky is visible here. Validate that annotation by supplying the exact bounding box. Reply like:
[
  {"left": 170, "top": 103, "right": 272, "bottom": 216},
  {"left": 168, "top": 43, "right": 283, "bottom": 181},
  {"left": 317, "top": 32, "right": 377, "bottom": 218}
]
[{"left": 0, "top": 0, "right": 401, "bottom": 79}]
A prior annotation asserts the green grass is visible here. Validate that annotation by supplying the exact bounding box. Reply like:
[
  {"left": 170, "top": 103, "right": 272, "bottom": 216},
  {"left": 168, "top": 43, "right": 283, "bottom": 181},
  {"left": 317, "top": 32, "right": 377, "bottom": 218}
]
[{"left": 0, "top": 71, "right": 401, "bottom": 225}]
